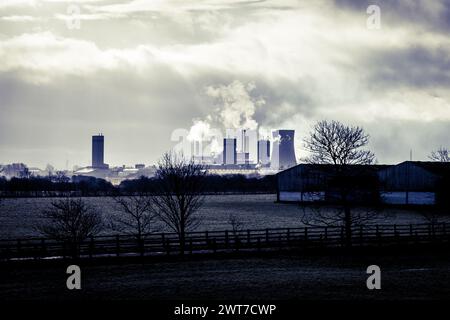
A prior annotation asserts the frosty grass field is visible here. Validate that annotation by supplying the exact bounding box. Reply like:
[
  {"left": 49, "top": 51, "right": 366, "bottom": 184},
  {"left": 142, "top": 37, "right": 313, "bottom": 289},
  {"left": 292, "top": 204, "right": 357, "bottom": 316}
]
[{"left": 0, "top": 194, "right": 428, "bottom": 239}]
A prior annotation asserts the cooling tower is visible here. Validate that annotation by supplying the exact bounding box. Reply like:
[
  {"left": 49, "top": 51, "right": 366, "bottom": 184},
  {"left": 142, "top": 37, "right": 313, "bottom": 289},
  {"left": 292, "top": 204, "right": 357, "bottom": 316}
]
[{"left": 270, "top": 130, "right": 297, "bottom": 170}]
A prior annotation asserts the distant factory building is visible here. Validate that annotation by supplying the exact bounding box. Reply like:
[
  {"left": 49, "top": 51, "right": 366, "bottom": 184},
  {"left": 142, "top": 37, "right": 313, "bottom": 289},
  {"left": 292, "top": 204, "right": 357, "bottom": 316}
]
[
  {"left": 223, "top": 138, "right": 237, "bottom": 165},
  {"left": 92, "top": 134, "right": 108, "bottom": 169},
  {"left": 236, "top": 152, "right": 250, "bottom": 165},
  {"left": 226, "top": 128, "right": 258, "bottom": 164},
  {"left": 257, "top": 140, "right": 270, "bottom": 165},
  {"left": 271, "top": 130, "right": 297, "bottom": 170}
]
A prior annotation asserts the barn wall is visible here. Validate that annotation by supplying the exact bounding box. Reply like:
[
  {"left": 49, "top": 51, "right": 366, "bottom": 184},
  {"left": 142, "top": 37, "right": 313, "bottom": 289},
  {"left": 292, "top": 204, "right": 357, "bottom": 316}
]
[
  {"left": 279, "top": 191, "right": 325, "bottom": 202},
  {"left": 378, "top": 162, "right": 438, "bottom": 191},
  {"left": 380, "top": 192, "right": 436, "bottom": 205}
]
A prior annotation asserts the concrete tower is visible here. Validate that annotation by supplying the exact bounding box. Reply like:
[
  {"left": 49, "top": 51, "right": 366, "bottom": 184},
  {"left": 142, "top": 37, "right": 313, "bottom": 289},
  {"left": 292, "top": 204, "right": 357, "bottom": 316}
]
[
  {"left": 92, "top": 134, "right": 108, "bottom": 169},
  {"left": 223, "top": 138, "right": 237, "bottom": 165},
  {"left": 257, "top": 139, "right": 271, "bottom": 165},
  {"left": 270, "top": 130, "right": 296, "bottom": 170}
]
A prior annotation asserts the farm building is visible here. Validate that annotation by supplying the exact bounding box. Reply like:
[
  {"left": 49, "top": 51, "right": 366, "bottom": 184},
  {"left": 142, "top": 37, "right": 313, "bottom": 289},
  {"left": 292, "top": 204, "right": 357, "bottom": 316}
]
[
  {"left": 378, "top": 161, "right": 450, "bottom": 206},
  {"left": 276, "top": 161, "right": 450, "bottom": 206},
  {"left": 276, "top": 164, "right": 388, "bottom": 204}
]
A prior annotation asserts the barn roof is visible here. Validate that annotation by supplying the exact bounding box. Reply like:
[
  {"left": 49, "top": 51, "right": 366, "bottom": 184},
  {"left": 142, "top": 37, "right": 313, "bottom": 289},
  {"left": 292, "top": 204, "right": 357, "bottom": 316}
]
[
  {"left": 277, "top": 163, "right": 391, "bottom": 176},
  {"left": 407, "top": 161, "right": 450, "bottom": 176}
]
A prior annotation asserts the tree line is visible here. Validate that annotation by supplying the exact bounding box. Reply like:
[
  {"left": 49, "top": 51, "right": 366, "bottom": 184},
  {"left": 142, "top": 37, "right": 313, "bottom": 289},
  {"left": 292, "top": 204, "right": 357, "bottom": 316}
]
[{"left": 0, "top": 172, "right": 276, "bottom": 196}]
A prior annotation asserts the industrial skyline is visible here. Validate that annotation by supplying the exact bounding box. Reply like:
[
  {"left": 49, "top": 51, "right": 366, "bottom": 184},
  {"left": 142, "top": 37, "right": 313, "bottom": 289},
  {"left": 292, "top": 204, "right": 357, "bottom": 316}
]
[{"left": 1, "top": 1, "right": 449, "bottom": 169}]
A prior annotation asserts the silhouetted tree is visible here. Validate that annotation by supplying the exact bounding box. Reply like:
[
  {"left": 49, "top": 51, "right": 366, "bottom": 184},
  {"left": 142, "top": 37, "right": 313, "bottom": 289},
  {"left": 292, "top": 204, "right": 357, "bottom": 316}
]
[
  {"left": 429, "top": 147, "right": 449, "bottom": 162},
  {"left": 303, "top": 120, "right": 376, "bottom": 165},
  {"left": 228, "top": 213, "right": 244, "bottom": 239},
  {"left": 152, "top": 152, "right": 207, "bottom": 254},
  {"left": 109, "top": 195, "right": 156, "bottom": 240},
  {"left": 37, "top": 198, "right": 103, "bottom": 256},
  {"left": 302, "top": 121, "right": 378, "bottom": 246}
]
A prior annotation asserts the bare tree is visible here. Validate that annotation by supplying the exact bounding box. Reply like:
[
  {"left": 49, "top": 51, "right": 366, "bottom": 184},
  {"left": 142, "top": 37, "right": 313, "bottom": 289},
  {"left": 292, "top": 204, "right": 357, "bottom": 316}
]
[
  {"left": 302, "top": 121, "right": 379, "bottom": 246},
  {"left": 303, "top": 120, "right": 376, "bottom": 165},
  {"left": 429, "top": 147, "right": 449, "bottom": 162},
  {"left": 228, "top": 213, "right": 244, "bottom": 239},
  {"left": 109, "top": 195, "right": 156, "bottom": 240},
  {"left": 37, "top": 198, "right": 103, "bottom": 256},
  {"left": 152, "top": 152, "right": 207, "bottom": 254}
]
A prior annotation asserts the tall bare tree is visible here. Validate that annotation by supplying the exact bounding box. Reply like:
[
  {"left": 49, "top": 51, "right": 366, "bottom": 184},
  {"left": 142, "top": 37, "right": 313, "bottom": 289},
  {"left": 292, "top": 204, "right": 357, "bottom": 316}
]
[
  {"left": 37, "top": 198, "right": 103, "bottom": 256},
  {"left": 302, "top": 120, "right": 378, "bottom": 246},
  {"left": 303, "top": 120, "right": 375, "bottom": 165},
  {"left": 428, "top": 147, "right": 449, "bottom": 162},
  {"left": 109, "top": 195, "right": 156, "bottom": 240},
  {"left": 152, "top": 152, "right": 207, "bottom": 254}
]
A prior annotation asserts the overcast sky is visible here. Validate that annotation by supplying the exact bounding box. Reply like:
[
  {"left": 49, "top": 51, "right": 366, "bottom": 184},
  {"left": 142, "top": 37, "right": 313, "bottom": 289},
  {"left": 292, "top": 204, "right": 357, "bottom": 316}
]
[{"left": 0, "top": 0, "right": 449, "bottom": 169}]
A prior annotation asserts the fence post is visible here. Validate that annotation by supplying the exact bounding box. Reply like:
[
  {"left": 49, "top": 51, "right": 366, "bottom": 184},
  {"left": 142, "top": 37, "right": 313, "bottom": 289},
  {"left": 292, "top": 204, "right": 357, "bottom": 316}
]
[
  {"left": 89, "top": 236, "right": 94, "bottom": 259},
  {"left": 225, "top": 230, "right": 229, "bottom": 249},
  {"left": 432, "top": 223, "right": 436, "bottom": 240},
  {"left": 116, "top": 235, "right": 120, "bottom": 257},
  {"left": 41, "top": 239, "right": 46, "bottom": 258},
  {"left": 265, "top": 229, "right": 269, "bottom": 243},
  {"left": 247, "top": 230, "right": 251, "bottom": 244},
  {"left": 304, "top": 227, "right": 308, "bottom": 244},
  {"left": 287, "top": 228, "right": 291, "bottom": 244},
  {"left": 340, "top": 226, "right": 344, "bottom": 247},
  {"left": 17, "top": 239, "right": 21, "bottom": 257},
  {"left": 409, "top": 224, "right": 413, "bottom": 238},
  {"left": 62, "top": 241, "right": 66, "bottom": 260},
  {"left": 190, "top": 239, "right": 193, "bottom": 255},
  {"left": 394, "top": 224, "right": 398, "bottom": 244},
  {"left": 166, "top": 239, "right": 170, "bottom": 256},
  {"left": 324, "top": 227, "right": 328, "bottom": 242},
  {"left": 359, "top": 226, "right": 363, "bottom": 246},
  {"left": 205, "top": 231, "right": 209, "bottom": 247},
  {"left": 139, "top": 237, "right": 144, "bottom": 257}
]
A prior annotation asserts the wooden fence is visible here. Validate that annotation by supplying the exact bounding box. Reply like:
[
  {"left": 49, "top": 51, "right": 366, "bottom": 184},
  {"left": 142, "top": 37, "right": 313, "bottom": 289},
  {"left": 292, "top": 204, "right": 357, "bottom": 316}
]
[{"left": 0, "top": 223, "right": 448, "bottom": 261}]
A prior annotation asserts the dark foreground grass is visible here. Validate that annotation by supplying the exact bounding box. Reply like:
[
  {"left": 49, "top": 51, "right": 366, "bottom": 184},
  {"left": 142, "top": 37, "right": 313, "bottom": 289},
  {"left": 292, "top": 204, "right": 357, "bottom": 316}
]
[{"left": 0, "top": 250, "right": 449, "bottom": 301}]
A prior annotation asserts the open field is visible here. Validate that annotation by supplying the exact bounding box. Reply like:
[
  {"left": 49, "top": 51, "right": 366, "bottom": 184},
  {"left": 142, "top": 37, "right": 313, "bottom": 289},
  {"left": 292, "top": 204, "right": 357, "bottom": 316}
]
[
  {"left": 1, "top": 252, "right": 449, "bottom": 300},
  {"left": 0, "top": 194, "right": 430, "bottom": 239}
]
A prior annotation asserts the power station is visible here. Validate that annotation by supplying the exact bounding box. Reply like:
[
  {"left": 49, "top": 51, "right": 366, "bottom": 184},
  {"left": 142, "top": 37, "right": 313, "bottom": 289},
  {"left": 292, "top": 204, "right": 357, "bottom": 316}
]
[
  {"left": 270, "top": 130, "right": 297, "bottom": 170},
  {"left": 192, "top": 128, "right": 297, "bottom": 171}
]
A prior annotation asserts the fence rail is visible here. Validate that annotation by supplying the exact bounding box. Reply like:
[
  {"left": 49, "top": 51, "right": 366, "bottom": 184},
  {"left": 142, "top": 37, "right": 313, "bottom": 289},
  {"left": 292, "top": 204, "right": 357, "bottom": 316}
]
[{"left": 0, "top": 223, "right": 448, "bottom": 261}]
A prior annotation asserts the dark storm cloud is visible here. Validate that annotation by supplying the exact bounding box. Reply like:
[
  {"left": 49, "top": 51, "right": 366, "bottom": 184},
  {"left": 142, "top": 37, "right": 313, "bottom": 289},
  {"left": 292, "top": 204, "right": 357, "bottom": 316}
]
[{"left": 362, "top": 45, "right": 450, "bottom": 89}]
